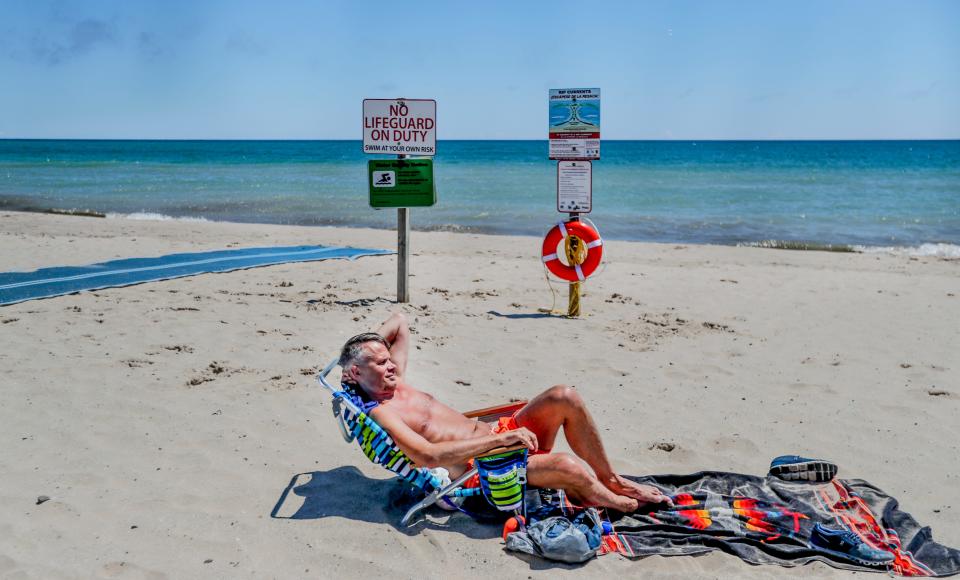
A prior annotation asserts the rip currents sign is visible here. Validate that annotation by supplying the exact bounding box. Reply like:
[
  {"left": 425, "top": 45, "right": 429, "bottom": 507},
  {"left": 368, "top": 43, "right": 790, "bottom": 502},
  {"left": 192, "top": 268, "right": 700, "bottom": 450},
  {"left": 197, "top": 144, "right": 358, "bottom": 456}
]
[{"left": 549, "top": 88, "right": 600, "bottom": 160}]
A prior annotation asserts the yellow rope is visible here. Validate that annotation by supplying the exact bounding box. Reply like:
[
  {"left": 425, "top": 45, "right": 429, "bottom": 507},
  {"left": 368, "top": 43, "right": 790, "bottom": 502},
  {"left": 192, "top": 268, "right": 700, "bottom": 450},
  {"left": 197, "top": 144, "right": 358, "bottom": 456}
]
[
  {"left": 565, "top": 234, "right": 586, "bottom": 317},
  {"left": 538, "top": 265, "right": 561, "bottom": 315}
]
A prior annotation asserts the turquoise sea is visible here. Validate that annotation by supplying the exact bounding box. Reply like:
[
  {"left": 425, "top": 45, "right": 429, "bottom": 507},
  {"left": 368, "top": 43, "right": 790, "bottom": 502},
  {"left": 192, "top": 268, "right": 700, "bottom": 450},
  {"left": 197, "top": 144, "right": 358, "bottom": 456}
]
[{"left": 1, "top": 140, "right": 957, "bottom": 254}]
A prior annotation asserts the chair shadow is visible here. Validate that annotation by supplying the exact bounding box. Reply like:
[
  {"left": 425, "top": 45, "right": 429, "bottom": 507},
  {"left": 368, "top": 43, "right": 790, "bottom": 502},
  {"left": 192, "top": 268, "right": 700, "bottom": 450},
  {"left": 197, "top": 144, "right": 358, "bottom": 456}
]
[
  {"left": 270, "top": 466, "right": 501, "bottom": 540},
  {"left": 487, "top": 310, "right": 560, "bottom": 320}
]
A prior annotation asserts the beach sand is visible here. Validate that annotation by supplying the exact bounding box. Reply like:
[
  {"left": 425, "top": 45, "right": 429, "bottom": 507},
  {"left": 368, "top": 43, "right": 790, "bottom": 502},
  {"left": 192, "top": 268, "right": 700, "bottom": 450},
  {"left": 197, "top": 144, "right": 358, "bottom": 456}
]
[{"left": 1, "top": 210, "right": 957, "bottom": 579}]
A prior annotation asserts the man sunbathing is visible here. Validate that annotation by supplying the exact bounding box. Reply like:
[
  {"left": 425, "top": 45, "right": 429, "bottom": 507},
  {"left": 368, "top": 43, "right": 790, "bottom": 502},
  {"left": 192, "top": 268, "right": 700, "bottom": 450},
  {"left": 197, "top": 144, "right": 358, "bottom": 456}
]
[{"left": 339, "top": 312, "right": 673, "bottom": 512}]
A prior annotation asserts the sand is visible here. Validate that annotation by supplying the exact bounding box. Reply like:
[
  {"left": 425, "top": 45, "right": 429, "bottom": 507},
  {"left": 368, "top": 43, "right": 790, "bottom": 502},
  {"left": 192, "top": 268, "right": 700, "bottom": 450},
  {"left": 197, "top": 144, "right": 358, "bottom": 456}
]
[{"left": 1, "top": 210, "right": 957, "bottom": 579}]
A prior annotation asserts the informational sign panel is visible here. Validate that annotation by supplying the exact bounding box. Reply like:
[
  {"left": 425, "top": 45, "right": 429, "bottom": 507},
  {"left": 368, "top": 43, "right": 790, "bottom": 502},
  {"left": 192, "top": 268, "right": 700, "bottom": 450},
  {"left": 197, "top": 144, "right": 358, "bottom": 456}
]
[
  {"left": 549, "top": 88, "right": 600, "bottom": 160},
  {"left": 557, "top": 160, "right": 592, "bottom": 213},
  {"left": 363, "top": 99, "right": 436, "bottom": 155},
  {"left": 368, "top": 159, "right": 436, "bottom": 208}
]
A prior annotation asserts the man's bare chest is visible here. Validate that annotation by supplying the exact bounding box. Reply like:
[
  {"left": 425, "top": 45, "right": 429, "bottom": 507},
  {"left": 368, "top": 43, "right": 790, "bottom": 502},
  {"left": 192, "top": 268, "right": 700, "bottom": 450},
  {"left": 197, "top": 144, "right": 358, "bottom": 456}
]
[
  {"left": 384, "top": 386, "right": 481, "bottom": 442},
  {"left": 390, "top": 392, "right": 435, "bottom": 436}
]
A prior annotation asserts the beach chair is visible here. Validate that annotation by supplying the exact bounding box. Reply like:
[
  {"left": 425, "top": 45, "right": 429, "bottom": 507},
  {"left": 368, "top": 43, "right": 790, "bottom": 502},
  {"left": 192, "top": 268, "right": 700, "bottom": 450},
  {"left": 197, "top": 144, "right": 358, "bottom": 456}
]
[{"left": 317, "top": 358, "right": 530, "bottom": 526}]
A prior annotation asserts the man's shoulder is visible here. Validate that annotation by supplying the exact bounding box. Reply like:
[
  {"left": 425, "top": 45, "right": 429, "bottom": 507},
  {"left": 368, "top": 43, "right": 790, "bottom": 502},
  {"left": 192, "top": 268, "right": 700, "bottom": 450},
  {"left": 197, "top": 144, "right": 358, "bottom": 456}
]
[
  {"left": 369, "top": 395, "right": 420, "bottom": 435},
  {"left": 371, "top": 385, "right": 416, "bottom": 414},
  {"left": 368, "top": 400, "right": 400, "bottom": 426},
  {"left": 371, "top": 384, "right": 429, "bottom": 419},
  {"left": 396, "top": 381, "right": 432, "bottom": 400}
]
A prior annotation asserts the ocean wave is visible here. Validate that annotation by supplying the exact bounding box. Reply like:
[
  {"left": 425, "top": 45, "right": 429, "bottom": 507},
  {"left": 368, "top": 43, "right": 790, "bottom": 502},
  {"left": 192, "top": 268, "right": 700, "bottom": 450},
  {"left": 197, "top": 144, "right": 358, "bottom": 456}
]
[
  {"left": 0, "top": 198, "right": 107, "bottom": 218},
  {"left": 853, "top": 243, "right": 960, "bottom": 259},
  {"left": 45, "top": 208, "right": 106, "bottom": 218},
  {"left": 741, "top": 239, "right": 960, "bottom": 258},
  {"left": 105, "top": 212, "right": 211, "bottom": 223},
  {"left": 738, "top": 240, "right": 857, "bottom": 252}
]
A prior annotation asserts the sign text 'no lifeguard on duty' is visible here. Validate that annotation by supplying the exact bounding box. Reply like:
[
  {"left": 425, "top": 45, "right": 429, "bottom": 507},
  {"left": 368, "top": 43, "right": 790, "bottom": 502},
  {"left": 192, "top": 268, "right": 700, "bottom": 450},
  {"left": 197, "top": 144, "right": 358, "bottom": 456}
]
[{"left": 363, "top": 99, "right": 437, "bottom": 155}]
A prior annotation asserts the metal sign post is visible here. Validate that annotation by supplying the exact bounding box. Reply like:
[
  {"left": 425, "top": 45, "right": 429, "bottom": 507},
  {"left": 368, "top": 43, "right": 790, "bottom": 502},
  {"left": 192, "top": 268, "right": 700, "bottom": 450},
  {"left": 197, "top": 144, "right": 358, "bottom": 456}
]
[
  {"left": 397, "top": 203, "right": 410, "bottom": 303},
  {"left": 362, "top": 98, "right": 437, "bottom": 303}
]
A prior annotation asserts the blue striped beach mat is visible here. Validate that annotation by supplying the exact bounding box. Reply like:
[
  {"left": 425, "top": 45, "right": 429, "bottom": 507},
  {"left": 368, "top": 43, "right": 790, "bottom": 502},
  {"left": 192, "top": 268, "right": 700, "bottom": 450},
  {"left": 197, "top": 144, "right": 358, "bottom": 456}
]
[{"left": 0, "top": 245, "right": 393, "bottom": 306}]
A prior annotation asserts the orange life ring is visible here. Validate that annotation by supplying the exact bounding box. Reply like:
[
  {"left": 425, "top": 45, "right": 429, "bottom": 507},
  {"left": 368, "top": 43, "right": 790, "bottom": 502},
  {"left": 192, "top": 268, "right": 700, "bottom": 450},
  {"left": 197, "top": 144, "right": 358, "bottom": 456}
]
[{"left": 541, "top": 220, "right": 603, "bottom": 282}]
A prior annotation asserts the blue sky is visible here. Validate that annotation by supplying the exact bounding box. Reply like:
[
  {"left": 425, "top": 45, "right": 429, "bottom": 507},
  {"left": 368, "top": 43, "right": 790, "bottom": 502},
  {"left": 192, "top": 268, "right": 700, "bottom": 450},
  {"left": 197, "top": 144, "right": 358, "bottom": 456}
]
[{"left": 2, "top": 0, "right": 958, "bottom": 139}]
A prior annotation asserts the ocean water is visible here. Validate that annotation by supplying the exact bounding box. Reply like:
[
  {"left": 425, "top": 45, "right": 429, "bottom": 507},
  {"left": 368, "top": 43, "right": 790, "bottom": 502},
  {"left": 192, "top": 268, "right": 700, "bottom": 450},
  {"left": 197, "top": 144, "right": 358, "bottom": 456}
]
[{"left": 1, "top": 139, "right": 957, "bottom": 253}]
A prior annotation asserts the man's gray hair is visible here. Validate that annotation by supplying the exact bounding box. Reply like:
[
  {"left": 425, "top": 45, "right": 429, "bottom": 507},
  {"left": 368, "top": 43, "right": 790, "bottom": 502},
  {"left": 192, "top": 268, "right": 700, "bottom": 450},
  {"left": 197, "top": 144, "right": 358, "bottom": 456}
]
[{"left": 338, "top": 332, "right": 389, "bottom": 369}]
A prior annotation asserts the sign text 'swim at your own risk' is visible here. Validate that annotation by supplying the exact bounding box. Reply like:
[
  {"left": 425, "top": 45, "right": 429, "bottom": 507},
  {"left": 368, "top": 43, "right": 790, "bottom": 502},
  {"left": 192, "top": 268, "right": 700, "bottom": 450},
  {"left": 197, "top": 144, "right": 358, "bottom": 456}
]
[{"left": 363, "top": 99, "right": 437, "bottom": 155}]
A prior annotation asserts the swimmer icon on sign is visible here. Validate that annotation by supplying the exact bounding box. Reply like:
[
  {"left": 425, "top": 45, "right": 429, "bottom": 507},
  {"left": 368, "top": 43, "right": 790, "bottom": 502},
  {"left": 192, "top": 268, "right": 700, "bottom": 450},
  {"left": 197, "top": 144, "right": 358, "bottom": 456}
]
[{"left": 373, "top": 171, "right": 395, "bottom": 187}]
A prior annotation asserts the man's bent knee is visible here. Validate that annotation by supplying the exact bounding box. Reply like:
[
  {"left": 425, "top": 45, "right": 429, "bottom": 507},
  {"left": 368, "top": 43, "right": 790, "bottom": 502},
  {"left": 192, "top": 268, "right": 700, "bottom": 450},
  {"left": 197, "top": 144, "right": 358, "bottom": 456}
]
[
  {"left": 543, "top": 384, "right": 585, "bottom": 408},
  {"left": 546, "top": 452, "right": 593, "bottom": 483}
]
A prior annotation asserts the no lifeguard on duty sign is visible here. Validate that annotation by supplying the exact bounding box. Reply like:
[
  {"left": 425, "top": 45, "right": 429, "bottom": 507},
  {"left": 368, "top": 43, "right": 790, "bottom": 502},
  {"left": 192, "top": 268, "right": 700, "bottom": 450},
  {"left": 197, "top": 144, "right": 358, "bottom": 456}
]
[{"left": 362, "top": 99, "right": 436, "bottom": 155}]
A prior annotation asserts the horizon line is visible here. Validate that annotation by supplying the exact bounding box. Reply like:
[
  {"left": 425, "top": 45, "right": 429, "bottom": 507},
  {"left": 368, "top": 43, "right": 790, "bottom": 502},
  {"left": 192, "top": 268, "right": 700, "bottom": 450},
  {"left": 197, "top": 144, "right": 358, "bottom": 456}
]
[{"left": 2, "top": 137, "right": 959, "bottom": 142}]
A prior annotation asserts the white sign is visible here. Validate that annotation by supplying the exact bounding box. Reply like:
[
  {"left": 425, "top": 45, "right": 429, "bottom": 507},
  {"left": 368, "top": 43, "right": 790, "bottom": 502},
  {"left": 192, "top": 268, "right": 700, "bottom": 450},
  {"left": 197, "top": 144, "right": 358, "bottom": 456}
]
[
  {"left": 550, "top": 139, "right": 600, "bottom": 160},
  {"left": 557, "top": 160, "right": 592, "bottom": 213},
  {"left": 363, "top": 98, "right": 436, "bottom": 156},
  {"left": 549, "top": 88, "right": 600, "bottom": 160}
]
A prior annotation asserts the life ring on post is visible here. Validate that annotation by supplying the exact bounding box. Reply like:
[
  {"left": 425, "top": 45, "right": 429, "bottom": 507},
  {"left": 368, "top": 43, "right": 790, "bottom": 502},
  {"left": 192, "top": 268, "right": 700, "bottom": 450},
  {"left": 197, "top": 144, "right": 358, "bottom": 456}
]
[{"left": 541, "top": 220, "right": 603, "bottom": 282}]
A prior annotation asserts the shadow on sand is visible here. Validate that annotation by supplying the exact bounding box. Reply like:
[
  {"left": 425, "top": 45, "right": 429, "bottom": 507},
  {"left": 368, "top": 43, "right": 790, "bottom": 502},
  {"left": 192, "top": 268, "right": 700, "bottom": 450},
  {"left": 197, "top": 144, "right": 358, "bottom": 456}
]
[
  {"left": 269, "top": 466, "right": 501, "bottom": 540},
  {"left": 271, "top": 467, "right": 602, "bottom": 570},
  {"left": 486, "top": 310, "right": 561, "bottom": 320}
]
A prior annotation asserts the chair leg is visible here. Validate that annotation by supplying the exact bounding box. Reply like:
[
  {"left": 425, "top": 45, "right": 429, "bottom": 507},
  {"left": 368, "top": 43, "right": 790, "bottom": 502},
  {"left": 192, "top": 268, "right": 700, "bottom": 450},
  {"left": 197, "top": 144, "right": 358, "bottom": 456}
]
[
  {"left": 400, "top": 468, "right": 479, "bottom": 526},
  {"left": 401, "top": 498, "right": 432, "bottom": 526}
]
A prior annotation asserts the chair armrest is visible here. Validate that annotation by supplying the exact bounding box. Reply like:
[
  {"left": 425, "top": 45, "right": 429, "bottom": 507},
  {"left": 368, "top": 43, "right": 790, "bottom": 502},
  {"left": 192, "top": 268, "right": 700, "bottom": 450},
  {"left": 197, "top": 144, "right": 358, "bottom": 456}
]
[
  {"left": 463, "top": 400, "right": 527, "bottom": 423},
  {"left": 476, "top": 444, "right": 527, "bottom": 458}
]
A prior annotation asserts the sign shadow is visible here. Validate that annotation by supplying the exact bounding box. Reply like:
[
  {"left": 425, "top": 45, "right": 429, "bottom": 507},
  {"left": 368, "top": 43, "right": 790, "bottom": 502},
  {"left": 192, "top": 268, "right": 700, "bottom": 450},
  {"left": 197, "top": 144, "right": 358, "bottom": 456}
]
[{"left": 487, "top": 310, "right": 561, "bottom": 320}]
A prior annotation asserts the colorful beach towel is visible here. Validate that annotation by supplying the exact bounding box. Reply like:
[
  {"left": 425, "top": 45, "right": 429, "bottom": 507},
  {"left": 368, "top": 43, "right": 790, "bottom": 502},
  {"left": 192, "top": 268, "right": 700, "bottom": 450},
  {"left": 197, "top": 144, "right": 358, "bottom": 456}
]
[
  {"left": 0, "top": 245, "right": 392, "bottom": 306},
  {"left": 597, "top": 472, "right": 960, "bottom": 576}
]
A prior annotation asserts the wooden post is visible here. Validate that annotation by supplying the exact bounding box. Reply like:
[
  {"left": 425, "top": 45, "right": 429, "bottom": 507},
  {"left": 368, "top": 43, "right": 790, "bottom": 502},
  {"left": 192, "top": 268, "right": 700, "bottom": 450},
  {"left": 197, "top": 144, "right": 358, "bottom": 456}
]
[{"left": 566, "top": 212, "right": 581, "bottom": 317}]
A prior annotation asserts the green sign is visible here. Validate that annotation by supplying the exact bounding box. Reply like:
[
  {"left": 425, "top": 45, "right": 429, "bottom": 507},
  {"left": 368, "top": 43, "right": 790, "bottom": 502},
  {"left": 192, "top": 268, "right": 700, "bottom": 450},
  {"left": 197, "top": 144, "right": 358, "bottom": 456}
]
[{"left": 368, "top": 159, "right": 436, "bottom": 208}]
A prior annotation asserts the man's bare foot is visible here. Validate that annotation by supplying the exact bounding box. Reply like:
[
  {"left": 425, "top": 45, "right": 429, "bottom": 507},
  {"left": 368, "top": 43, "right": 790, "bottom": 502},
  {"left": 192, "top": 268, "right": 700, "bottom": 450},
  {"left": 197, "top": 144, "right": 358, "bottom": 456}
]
[
  {"left": 611, "top": 495, "right": 640, "bottom": 513},
  {"left": 584, "top": 492, "right": 638, "bottom": 513},
  {"left": 605, "top": 475, "right": 673, "bottom": 507},
  {"left": 567, "top": 485, "right": 639, "bottom": 513}
]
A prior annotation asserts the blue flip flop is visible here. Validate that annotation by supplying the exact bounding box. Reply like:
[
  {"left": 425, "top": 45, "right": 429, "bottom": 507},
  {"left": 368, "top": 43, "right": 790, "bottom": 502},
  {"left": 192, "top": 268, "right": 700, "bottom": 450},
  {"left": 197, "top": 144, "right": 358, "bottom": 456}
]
[{"left": 769, "top": 455, "right": 838, "bottom": 482}]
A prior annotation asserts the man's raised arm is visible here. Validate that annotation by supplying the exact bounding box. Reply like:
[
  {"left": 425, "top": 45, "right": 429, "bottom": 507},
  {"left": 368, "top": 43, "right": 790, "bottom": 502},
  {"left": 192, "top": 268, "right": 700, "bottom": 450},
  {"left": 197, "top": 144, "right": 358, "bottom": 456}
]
[{"left": 377, "top": 312, "right": 410, "bottom": 377}]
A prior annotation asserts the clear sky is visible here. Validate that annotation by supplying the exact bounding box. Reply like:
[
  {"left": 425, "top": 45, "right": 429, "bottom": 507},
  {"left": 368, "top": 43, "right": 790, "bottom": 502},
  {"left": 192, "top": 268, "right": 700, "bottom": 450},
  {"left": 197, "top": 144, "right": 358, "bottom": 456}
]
[{"left": 2, "top": 0, "right": 958, "bottom": 140}]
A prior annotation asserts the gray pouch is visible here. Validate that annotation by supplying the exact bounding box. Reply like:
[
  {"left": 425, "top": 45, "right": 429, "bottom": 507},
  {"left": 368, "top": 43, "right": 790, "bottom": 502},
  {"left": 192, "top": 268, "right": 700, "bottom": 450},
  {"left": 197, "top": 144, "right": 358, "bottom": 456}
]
[{"left": 505, "top": 516, "right": 599, "bottom": 563}]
